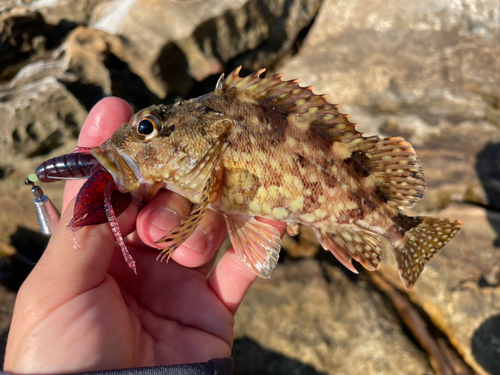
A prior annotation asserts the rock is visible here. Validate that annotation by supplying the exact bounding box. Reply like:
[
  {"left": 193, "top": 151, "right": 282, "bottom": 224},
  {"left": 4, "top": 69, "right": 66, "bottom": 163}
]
[
  {"left": 0, "top": 76, "right": 87, "bottom": 161},
  {"left": 408, "top": 122, "right": 500, "bottom": 212},
  {"left": 233, "top": 336, "right": 327, "bottom": 375},
  {"left": 4, "top": 0, "right": 324, "bottom": 116},
  {"left": 471, "top": 315, "right": 500, "bottom": 375},
  {"left": 7, "top": 52, "right": 69, "bottom": 88},
  {"left": 1, "top": 0, "right": 104, "bottom": 25},
  {"left": 0, "top": 284, "right": 16, "bottom": 366},
  {"left": 29, "top": 0, "right": 105, "bottom": 26},
  {"left": 281, "top": 225, "right": 319, "bottom": 258},
  {"left": 0, "top": 0, "right": 102, "bottom": 81},
  {"left": 234, "top": 259, "right": 433, "bottom": 374},
  {"left": 0, "top": 8, "right": 53, "bottom": 80},
  {"left": 90, "top": 0, "right": 322, "bottom": 99},
  {"left": 0, "top": 0, "right": 107, "bottom": 89},
  {"left": 0, "top": 241, "right": 16, "bottom": 258},
  {"left": 475, "top": 142, "right": 500, "bottom": 210},
  {"left": 64, "top": 26, "right": 160, "bottom": 109}
]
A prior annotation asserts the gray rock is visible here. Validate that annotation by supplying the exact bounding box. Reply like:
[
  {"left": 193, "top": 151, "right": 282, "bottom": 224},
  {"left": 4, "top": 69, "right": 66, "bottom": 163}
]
[
  {"left": 29, "top": 0, "right": 105, "bottom": 25},
  {"left": 0, "top": 7, "right": 52, "bottom": 80},
  {"left": 235, "top": 259, "right": 433, "bottom": 374},
  {"left": 0, "top": 76, "right": 87, "bottom": 161},
  {"left": 1, "top": 0, "right": 104, "bottom": 25},
  {"left": 6, "top": 46, "right": 69, "bottom": 88},
  {"left": 90, "top": 0, "right": 322, "bottom": 99},
  {"left": 64, "top": 26, "right": 159, "bottom": 109},
  {"left": 383, "top": 120, "right": 500, "bottom": 212},
  {"left": 0, "top": 0, "right": 104, "bottom": 80}
]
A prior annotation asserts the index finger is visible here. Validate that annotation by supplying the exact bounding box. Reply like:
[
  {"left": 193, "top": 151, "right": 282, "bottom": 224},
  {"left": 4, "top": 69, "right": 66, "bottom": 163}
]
[{"left": 63, "top": 97, "right": 134, "bottom": 211}]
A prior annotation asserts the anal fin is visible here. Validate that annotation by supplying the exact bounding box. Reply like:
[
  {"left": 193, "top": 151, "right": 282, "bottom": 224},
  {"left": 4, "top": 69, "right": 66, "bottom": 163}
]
[
  {"left": 225, "top": 215, "right": 282, "bottom": 278},
  {"left": 314, "top": 225, "right": 382, "bottom": 272}
]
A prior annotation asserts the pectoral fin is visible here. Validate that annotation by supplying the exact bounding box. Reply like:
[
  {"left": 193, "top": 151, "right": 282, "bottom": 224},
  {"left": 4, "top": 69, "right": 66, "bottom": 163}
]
[
  {"left": 155, "top": 170, "right": 217, "bottom": 261},
  {"left": 225, "top": 215, "right": 282, "bottom": 278},
  {"left": 175, "top": 120, "right": 230, "bottom": 199},
  {"left": 314, "top": 225, "right": 382, "bottom": 272}
]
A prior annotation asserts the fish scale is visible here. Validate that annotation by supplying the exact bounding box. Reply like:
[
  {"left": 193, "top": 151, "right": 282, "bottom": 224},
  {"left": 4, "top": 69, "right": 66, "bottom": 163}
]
[{"left": 91, "top": 66, "right": 463, "bottom": 289}]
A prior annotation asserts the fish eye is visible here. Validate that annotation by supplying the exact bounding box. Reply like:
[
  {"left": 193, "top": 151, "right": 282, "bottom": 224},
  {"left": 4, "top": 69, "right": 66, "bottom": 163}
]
[
  {"left": 131, "top": 111, "right": 160, "bottom": 142},
  {"left": 137, "top": 119, "right": 155, "bottom": 135}
]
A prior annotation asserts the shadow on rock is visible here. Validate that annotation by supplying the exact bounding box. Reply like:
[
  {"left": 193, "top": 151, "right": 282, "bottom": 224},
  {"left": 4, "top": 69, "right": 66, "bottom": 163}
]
[
  {"left": 0, "top": 12, "right": 77, "bottom": 81},
  {"left": 471, "top": 314, "right": 500, "bottom": 375},
  {"left": 64, "top": 54, "right": 162, "bottom": 112},
  {"left": 0, "top": 326, "right": 8, "bottom": 368},
  {"left": 475, "top": 142, "right": 500, "bottom": 246},
  {"left": 0, "top": 227, "right": 47, "bottom": 291},
  {"left": 157, "top": 42, "right": 192, "bottom": 103},
  {"left": 106, "top": 53, "right": 161, "bottom": 110},
  {"left": 233, "top": 337, "right": 326, "bottom": 375}
]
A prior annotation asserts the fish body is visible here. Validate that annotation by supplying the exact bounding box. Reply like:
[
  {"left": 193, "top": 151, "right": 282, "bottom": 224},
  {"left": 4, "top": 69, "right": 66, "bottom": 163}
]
[{"left": 92, "top": 67, "right": 462, "bottom": 289}]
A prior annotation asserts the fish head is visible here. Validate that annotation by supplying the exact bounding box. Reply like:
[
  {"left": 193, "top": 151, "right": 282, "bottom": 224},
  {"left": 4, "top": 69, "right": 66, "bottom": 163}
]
[{"left": 91, "top": 102, "right": 230, "bottom": 202}]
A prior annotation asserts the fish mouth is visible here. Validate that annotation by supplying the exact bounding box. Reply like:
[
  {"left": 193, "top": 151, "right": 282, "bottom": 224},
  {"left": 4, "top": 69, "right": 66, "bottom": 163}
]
[{"left": 91, "top": 144, "right": 141, "bottom": 193}]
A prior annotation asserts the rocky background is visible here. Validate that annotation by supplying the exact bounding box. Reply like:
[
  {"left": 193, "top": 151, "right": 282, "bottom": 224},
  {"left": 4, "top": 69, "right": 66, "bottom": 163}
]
[{"left": 0, "top": 0, "right": 499, "bottom": 374}]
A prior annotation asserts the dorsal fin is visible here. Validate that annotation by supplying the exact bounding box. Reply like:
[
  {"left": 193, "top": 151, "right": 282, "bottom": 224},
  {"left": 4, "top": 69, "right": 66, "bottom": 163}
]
[{"left": 214, "top": 66, "right": 362, "bottom": 143}]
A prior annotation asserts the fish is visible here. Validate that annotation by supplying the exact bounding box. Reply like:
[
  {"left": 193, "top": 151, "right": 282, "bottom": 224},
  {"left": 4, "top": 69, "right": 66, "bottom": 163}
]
[{"left": 91, "top": 66, "right": 463, "bottom": 289}]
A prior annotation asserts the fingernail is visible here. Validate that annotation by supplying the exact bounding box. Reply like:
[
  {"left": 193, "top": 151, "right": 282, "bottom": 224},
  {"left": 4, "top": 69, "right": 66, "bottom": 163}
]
[
  {"left": 183, "top": 227, "right": 208, "bottom": 253},
  {"left": 147, "top": 207, "right": 181, "bottom": 231}
]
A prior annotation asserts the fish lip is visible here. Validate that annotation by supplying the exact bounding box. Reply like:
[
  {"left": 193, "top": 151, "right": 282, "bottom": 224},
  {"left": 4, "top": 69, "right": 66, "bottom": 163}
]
[
  {"left": 119, "top": 152, "right": 146, "bottom": 184},
  {"left": 91, "top": 144, "right": 141, "bottom": 193}
]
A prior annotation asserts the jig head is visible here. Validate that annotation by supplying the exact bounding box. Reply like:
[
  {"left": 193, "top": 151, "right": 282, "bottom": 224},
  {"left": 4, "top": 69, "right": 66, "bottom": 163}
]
[{"left": 25, "top": 174, "right": 61, "bottom": 236}]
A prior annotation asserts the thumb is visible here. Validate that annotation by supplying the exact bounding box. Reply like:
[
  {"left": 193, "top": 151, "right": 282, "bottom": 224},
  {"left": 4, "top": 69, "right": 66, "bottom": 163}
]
[{"left": 62, "top": 96, "right": 134, "bottom": 212}]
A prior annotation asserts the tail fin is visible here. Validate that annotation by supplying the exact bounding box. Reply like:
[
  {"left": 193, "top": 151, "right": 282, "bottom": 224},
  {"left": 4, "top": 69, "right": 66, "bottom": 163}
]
[{"left": 394, "top": 217, "right": 462, "bottom": 290}]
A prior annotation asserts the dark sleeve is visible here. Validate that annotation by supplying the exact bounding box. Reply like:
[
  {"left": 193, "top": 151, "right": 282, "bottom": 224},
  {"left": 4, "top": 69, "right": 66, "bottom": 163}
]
[{"left": 1, "top": 358, "right": 233, "bottom": 375}]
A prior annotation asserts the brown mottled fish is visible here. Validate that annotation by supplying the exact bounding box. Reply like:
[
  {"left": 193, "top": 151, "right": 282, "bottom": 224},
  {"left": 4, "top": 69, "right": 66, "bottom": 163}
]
[{"left": 92, "top": 67, "right": 462, "bottom": 289}]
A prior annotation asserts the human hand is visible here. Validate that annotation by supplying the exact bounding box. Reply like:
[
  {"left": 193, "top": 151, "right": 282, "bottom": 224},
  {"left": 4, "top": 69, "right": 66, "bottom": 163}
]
[{"left": 4, "top": 97, "right": 287, "bottom": 373}]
